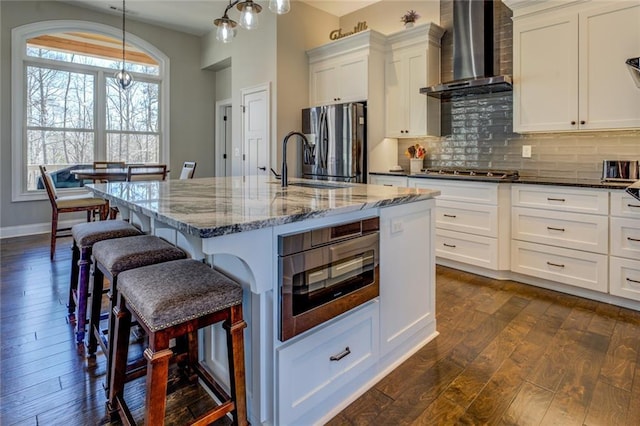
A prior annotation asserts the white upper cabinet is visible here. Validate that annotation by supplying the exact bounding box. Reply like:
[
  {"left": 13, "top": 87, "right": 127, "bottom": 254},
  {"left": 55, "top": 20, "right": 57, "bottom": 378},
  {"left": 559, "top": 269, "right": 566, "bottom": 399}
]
[
  {"left": 384, "top": 24, "right": 444, "bottom": 138},
  {"left": 508, "top": 1, "right": 640, "bottom": 132},
  {"left": 307, "top": 30, "right": 386, "bottom": 106}
]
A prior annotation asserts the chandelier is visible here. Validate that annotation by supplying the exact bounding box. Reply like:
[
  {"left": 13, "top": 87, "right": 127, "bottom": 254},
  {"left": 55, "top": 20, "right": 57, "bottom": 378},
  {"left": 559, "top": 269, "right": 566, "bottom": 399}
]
[
  {"left": 214, "top": 0, "right": 291, "bottom": 43},
  {"left": 114, "top": 0, "right": 133, "bottom": 89}
]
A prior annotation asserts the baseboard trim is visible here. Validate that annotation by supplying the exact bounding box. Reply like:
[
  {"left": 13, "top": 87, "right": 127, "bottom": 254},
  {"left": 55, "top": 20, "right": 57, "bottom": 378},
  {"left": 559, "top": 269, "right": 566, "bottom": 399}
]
[{"left": 0, "top": 218, "right": 86, "bottom": 239}]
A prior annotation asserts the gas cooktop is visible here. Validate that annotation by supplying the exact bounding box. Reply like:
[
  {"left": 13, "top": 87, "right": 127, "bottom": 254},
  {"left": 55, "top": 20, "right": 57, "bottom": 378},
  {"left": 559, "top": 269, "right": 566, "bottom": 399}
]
[{"left": 420, "top": 168, "right": 520, "bottom": 181}]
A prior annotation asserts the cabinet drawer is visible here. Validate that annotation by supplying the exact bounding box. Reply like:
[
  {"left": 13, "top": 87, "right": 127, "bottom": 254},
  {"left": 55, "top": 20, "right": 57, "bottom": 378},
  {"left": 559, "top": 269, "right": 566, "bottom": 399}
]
[
  {"left": 512, "top": 207, "right": 608, "bottom": 254},
  {"left": 512, "top": 185, "right": 609, "bottom": 214},
  {"left": 511, "top": 240, "right": 608, "bottom": 292},
  {"left": 410, "top": 179, "right": 498, "bottom": 205},
  {"left": 436, "top": 200, "right": 497, "bottom": 237},
  {"left": 436, "top": 229, "right": 498, "bottom": 269},
  {"left": 369, "top": 175, "right": 408, "bottom": 187},
  {"left": 610, "top": 217, "right": 640, "bottom": 259},
  {"left": 610, "top": 257, "right": 640, "bottom": 302},
  {"left": 276, "top": 301, "right": 378, "bottom": 425},
  {"left": 611, "top": 191, "right": 640, "bottom": 218}
]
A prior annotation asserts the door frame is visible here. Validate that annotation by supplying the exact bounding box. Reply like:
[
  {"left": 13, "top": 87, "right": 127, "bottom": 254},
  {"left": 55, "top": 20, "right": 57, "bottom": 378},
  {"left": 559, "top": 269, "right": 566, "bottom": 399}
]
[
  {"left": 215, "top": 98, "right": 232, "bottom": 177},
  {"left": 240, "top": 83, "right": 271, "bottom": 178}
]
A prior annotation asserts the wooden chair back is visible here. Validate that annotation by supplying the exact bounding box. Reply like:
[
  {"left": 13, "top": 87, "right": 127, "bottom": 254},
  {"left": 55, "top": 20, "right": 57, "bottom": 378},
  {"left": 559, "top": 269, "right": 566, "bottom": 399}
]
[
  {"left": 126, "top": 164, "right": 167, "bottom": 182},
  {"left": 93, "top": 161, "right": 126, "bottom": 169},
  {"left": 39, "top": 165, "right": 58, "bottom": 203},
  {"left": 180, "top": 161, "right": 197, "bottom": 179}
]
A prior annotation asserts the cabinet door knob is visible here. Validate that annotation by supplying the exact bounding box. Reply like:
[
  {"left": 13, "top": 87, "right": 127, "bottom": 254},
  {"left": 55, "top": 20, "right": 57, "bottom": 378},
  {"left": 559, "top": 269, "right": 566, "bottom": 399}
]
[
  {"left": 580, "top": 120, "right": 586, "bottom": 125},
  {"left": 571, "top": 121, "right": 576, "bottom": 125}
]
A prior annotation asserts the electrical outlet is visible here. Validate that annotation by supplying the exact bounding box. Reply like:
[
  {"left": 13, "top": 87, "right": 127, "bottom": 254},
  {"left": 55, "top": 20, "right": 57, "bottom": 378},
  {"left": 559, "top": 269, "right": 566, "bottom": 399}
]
[
  {"left": 522, "top": 145, "right": 532, "bottom": 158},
  {"left": 391, "top": 219, "right": 403, "bottom": 234}
]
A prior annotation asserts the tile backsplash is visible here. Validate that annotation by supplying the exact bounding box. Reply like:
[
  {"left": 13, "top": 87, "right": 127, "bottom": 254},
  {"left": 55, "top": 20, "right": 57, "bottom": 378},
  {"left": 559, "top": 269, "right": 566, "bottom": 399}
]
[{"left": 396, "top": 0, "right": 640, "bottom": 180}]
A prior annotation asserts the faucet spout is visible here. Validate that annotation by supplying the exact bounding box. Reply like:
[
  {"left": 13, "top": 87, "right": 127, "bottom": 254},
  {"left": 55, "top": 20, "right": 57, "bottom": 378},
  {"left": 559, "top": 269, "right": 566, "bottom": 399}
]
[{"left": 281, "top": 131, "right": 309, "bottom": 188}]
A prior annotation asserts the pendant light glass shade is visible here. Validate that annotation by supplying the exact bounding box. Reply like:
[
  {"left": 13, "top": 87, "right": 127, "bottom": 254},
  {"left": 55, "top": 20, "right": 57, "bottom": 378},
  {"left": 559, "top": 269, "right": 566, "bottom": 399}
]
[
  {"left": 115, "top": 0, "right": 133, "bottom": 90},
  {"left": 269, "top": 0, "right": 290, "bottom": 14},
  {"left": 214, "top": 16, "right": 237, "bottom": 43},
  {"left": 238, "top": 0, "right": 260, "bottom": 30}
]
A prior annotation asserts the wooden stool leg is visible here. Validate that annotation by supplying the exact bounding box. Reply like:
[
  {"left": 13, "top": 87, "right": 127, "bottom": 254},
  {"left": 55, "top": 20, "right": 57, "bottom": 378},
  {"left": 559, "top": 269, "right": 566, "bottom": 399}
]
[
  {"left": 50, "top": 210, "right": 58, "bottom": 260},
  {"left": 144, "top": 346, "right": 173, "bottom": 426},
  {"left": 108, "top": 294, "right": 131, "bottom": 418},
  {"left": 68, "top": 243, "right": 80, "bottom": 318},
  {"left": 87, "top": 266, "right": 105, "bottom": 356},
  {"left": 75, "top": 247, "right": 91, "bottom": 344},
  {"left": 225, "top": 304, "right": 248, "bottom": 426}
]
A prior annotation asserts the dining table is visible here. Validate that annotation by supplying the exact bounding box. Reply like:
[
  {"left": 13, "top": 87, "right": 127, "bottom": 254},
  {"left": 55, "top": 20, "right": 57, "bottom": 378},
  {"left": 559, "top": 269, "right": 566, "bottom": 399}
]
[{"left": 71, "top": 167, "right": 129, "bottom": 182}]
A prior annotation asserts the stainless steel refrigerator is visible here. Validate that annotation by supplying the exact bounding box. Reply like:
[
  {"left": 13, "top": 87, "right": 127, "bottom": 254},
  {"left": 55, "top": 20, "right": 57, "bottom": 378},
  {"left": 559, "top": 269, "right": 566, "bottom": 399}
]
[{"left": 301, "top": 102, "right": 366, "bottom": 183}]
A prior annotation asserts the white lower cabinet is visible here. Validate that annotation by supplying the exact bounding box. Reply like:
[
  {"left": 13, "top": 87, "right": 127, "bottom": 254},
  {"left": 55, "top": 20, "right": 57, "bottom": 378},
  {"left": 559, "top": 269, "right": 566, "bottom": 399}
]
[
  {"left": 511, "top": 240, "right": 608, "bottom": 292},
  {"left": 276, "top": 301, "right": 379, "bottom": 426},
  {"left": 409, "top": 178, "right": 511, "bottom": 273},
  {"left": 610, "top": 257, "right": 640, "bottom": 302},
  {"left": 369, "top": 174, "right": 408, "bottom": 187}
]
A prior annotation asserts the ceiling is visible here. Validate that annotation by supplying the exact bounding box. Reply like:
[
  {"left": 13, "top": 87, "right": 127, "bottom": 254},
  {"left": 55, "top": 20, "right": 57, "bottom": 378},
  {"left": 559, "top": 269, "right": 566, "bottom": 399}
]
[{"left": 60, "top": 1, "right": 383, "bottom": 36}]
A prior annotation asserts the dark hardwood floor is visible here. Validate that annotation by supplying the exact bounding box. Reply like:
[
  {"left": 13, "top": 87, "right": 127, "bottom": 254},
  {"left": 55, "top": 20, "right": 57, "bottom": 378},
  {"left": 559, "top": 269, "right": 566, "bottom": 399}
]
[{"left": 2, "top": 233, "right": 639, "bottom": 425}]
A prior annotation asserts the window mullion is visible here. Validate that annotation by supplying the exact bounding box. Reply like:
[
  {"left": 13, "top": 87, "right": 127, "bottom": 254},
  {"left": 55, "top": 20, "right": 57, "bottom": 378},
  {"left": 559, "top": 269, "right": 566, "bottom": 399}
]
[{"left": 96, "top": 70, "right": 106, "bottom": 161}]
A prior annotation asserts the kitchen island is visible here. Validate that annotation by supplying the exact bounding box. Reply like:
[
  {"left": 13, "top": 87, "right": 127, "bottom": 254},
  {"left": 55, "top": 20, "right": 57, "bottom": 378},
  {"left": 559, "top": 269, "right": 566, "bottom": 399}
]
[{"left": 89, "top": 176, "right": 439, "bottom": 425}]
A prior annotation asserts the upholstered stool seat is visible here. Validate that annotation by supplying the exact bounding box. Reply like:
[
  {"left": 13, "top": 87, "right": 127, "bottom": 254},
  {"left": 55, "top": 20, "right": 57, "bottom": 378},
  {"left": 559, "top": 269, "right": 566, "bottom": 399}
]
[
  {"left": 69, "top": 220, "right": 142, "bottom": 344},
  {"left": 88, "top": 235, "right": 187, "bottom": 391},
  {"left": 108, "top": 259, "right": 247, "bottom": 426}
]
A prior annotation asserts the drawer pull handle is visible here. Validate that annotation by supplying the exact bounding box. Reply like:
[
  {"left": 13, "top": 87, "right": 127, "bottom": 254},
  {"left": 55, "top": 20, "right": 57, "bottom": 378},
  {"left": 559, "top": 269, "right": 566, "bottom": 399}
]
[
  {"left": 443, "top": 214, "right": 457, "bottom": 218},
  {"left": 547, "top": 226, "right": 565, "bottom": 232},
  {"left": 443, "top": 243, "right": 456, "bottom": 248},
  {"left": 383, "top": 184, "right": 393, "bottom": 186},
  {"left": 330, "top": 347, "right": 351, "bottom": 362},
  {"left": 626, "top": 278, "right": 640, "bottom": 284},
  {"left": 547, "top": 197, "right": 566, "bottom": 202},
  {"left": 628, "top": 237, "right": 640, "bottom": 242},
  {"left": 546, "top": 261, "right": 565, "bottom": 268},
  {"left": 628, "top": 204, "right": 640, "bottom": 208}
]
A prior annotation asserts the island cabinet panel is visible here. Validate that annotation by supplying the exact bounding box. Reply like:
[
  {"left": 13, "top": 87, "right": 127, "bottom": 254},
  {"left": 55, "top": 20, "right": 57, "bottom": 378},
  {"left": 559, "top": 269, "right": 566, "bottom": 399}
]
[
  {"left": 509, "top": 0, "right": 640, "bottom": 132},
  {"left": 275, "top": 301, "right": 379, "bottom": 426},
  {"left": 379, "top": 200, "right": 435, "bottom": 357}
]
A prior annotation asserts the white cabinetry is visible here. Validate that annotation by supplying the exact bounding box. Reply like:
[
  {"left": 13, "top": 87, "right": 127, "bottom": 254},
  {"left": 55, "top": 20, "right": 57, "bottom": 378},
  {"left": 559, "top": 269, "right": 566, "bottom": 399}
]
[
  {"left": 379, "top": 200, "right": 435, "bottom": 357},
  {"left": 408, "top": 179, "right": 511, "bottom": 273},
  {"left": 307, "top": 31, "right": 386, "bottom": 107},
  {"left": 369, "top": 174, "right": 408, "bottom": 187},
  {"left": 511, "top": 185, "right": 609, "bottom": 292},
  {"left": 385, "top": 24, "right": 444, "bottom": 138},
  {"left": 508, "top": 0, "right": 640, "bottom": 132},
  {"left": 609, "top": 191, "right": 640, "bottom": 301}
]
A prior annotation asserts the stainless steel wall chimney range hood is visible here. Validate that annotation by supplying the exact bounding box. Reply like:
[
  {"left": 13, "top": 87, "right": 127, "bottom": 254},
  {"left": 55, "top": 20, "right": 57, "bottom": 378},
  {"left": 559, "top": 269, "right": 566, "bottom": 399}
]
[{"left": 421, "top": 0, "right": 512, "bottom": 99}]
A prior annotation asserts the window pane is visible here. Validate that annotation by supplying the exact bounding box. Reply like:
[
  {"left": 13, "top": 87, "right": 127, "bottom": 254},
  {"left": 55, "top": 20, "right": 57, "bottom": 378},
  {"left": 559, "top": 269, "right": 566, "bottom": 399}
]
[
  {"left": 26, "top": 66, "right": 94, "bottom": 129},
  {"left": 27, "top": 130, "right": 94, "bottom": 190},
  {"left": 107, "top": 133, "right": 159, "bottom": 164},
  {"left": 106, "top": 78, "right": 159, "bottom": 131}
]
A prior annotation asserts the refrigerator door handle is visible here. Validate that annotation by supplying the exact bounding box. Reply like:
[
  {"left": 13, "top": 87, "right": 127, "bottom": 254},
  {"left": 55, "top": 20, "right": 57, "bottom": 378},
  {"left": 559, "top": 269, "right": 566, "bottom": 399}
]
[{"left": 319, "top": 108, "right": 328, "bottom": 169}]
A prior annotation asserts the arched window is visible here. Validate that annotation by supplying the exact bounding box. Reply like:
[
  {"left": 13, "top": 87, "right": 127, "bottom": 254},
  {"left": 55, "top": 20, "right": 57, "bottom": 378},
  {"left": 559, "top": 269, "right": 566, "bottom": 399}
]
[{"left": 11, "top": 21, "right": 170, "bottom": 200}]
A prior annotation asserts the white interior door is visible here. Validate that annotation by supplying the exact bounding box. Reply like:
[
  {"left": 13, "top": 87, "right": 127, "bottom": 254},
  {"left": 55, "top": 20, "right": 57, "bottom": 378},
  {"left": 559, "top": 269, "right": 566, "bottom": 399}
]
[
  {"left": 215, "top": 99, "right": 232, "bottom": 177},
  {"left": 241, "top": 84, "right": 270, "bottom": 178}
]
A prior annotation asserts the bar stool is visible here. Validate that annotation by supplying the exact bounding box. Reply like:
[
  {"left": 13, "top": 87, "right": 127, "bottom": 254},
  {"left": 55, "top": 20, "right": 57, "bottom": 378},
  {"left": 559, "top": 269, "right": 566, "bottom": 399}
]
[
  {"left": 69, "top": 220, "right": 142, "bottom": 344},
  {"left": 88, "top": 235, "right": 187, "bottom": 390},
  {"left": 108, "top": 259, "right": 247, "bottom": 426}
]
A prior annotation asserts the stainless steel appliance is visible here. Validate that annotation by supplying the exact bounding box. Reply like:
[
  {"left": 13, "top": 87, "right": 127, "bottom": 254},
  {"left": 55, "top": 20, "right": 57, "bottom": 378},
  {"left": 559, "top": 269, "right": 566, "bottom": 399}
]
[
  {"left": 627, "top": 57, "right": 640, "bottom": 88},
  {"left": 278, "top": 217, "right": 379, "bottom": 341},
  {"left": 301, "top": 102, "right": 366, "bottom": 183},
  {"left": 602, "top": 160, "right": 639, "bottom": 183},
  {"left": 626, "top": 180, "right": 640, "bottom": 201},
  {"left": 421, "top": 0, "right": 512, "bottom": 98},
  {"left": 421, "top": 167, "right": 520, "bottom": 181}
]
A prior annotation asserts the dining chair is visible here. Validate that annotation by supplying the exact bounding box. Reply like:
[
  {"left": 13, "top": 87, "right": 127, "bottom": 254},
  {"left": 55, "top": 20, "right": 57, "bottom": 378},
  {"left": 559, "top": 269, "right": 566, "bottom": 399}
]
[
  {"left": 126, "top": 164, "right": 167, "bottom": 182},
  {"left": 39, "top": 165, "right": 109, "bottom": 259},
  {"left": 179, "top": 161, "right": 197, "bottom": 179}
]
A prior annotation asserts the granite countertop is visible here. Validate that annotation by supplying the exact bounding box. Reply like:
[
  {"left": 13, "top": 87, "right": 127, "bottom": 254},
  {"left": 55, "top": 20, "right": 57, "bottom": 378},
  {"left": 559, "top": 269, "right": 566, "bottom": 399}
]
[
  {"left": 89, "top": 176, "right": 438, "bottom": 238},
  {"left": 369, "top": 171, "right": 635, "bottom": 189}
]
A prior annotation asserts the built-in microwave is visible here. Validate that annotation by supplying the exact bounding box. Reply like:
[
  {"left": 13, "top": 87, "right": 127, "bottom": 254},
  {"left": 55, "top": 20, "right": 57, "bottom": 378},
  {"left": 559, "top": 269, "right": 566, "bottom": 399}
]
[{"left": 278, "top": 217, "right": 379, "bottom": 341}]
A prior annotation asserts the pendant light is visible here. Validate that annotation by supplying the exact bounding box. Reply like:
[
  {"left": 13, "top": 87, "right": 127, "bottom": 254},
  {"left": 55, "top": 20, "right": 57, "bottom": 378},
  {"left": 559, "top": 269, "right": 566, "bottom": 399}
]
[
  {"left": 115, "top": 0, "right": 133, "bottom": 90},
  {"left": 214, "top": 0, "right": 290, "bottom": 43}
]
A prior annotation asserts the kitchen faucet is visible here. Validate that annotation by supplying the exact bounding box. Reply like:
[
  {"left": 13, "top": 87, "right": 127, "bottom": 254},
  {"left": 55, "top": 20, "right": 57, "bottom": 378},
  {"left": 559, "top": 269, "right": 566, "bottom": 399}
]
[{"left": 281, "top": 131, "right": 310, "bottom": 188}]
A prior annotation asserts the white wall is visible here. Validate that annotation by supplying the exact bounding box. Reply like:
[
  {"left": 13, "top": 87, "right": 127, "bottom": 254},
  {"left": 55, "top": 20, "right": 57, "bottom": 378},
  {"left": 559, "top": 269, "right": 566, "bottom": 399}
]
[
  {"left": 0, "top": 0, "right": 216, "bottom": 234},
  {"left": 341, "top": 1, "right": 440, "bottom": 35}
]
